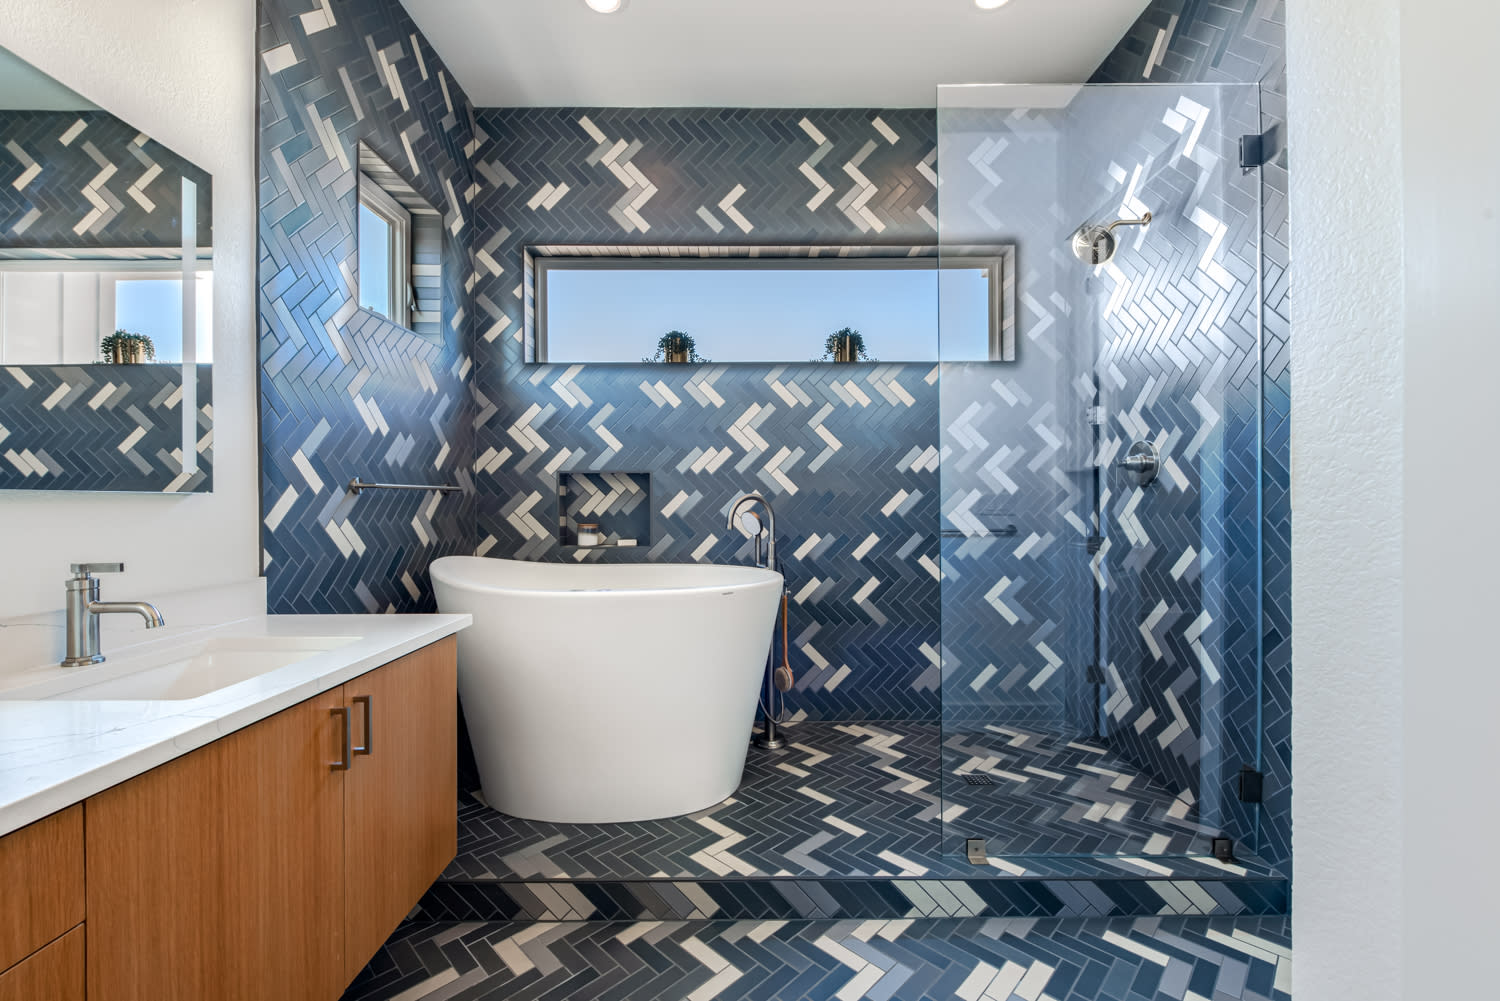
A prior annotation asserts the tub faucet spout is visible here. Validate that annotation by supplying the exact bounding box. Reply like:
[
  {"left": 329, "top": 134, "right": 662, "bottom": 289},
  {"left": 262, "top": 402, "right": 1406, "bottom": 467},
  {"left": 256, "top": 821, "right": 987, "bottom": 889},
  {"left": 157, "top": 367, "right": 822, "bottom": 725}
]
[{"left": 727, "top": 493, "right": 776, "bottom": 570}]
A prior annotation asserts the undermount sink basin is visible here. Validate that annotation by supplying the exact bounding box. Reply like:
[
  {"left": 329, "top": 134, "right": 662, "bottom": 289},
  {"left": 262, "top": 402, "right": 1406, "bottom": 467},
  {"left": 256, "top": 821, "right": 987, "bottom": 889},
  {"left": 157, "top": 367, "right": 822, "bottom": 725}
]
[{"left": 24, "top": 636, "right": 359, "bottom": 702}]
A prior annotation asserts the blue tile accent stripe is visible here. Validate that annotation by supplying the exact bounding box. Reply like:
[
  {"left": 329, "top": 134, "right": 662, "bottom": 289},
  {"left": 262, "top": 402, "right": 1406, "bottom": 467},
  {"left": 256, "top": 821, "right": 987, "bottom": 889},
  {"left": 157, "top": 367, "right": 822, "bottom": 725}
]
[{"left": 418, "top": 873, "right": 1286, "bottom": 923}]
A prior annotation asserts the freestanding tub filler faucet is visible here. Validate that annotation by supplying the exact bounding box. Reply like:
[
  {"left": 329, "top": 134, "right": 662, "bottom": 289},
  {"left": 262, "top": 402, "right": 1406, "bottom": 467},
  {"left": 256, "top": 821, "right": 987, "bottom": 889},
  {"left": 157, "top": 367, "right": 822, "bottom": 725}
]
[
  {"left": 726, "top": 492, "right": 776, "bottom": 571},
  {"left": 62, "top": 562, "right": 165, "bottom": 667},
  {"left": 727, "top": 493, "right": 789, "bottom": 750}
]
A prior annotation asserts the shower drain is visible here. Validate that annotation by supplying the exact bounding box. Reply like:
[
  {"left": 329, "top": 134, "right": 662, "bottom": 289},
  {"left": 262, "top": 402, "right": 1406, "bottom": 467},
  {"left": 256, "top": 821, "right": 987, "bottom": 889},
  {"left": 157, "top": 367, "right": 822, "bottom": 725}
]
[{"left": 961, "top": 774, "right": 995, "bottom": 786}]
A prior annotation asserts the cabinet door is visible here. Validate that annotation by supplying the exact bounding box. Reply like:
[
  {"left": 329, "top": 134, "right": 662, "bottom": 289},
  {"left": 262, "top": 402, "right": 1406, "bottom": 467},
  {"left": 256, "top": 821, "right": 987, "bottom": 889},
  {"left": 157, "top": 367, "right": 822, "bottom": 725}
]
[
  {"left": 0, "top": 926, "right": 84, "bottom": 1001},
  {"left": 0, "top": 804, "right": 83, "bottom": 973},
  {"left": 87, "top": 690, "right": 347, "bottom": 1001},
  {"left": 343, "top": 637, "right": 457, "bottom": 983}
]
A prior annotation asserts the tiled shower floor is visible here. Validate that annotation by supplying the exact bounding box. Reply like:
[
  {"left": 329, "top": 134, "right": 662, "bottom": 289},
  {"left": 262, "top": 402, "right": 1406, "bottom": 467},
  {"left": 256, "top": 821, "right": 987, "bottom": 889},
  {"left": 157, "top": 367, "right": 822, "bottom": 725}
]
[{"left": 445, "top": 721, "right": 1216, "bottom": 883}]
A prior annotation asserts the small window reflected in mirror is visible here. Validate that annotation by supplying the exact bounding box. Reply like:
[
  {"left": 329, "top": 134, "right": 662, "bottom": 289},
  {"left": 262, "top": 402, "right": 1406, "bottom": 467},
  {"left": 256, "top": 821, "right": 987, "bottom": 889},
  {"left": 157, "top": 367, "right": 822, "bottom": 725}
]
[
  {"left": 527, "top": 246, "right": 1015, "bottom": 365},
  {"left": 357, "top": 182, "right": 409, "bottom": 325},
  {"left": 113, "top": 273, "right": 215, "bottom": 363},
  {"left": 355, "top": 143, "right": 442, "bottom": 339}
]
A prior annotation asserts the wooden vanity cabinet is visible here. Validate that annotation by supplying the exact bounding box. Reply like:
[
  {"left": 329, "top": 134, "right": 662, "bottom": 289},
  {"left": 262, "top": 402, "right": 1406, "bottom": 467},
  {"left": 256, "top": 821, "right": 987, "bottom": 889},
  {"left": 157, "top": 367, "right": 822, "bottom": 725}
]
[
  {"left": 84, "top": 637, "right": 457, "bottom": 1001},
  {"left": 0, "top": 927, "right": 85, "bottom": 1001},
  {"left": 342, "top": 638, "right": 457, "bottom": 983},
  {"left": 86, "top": 687, "right": 347, "bottom": 1001},
  {"left": 0, "top": 804, "right": 84, "bottom": 997}
]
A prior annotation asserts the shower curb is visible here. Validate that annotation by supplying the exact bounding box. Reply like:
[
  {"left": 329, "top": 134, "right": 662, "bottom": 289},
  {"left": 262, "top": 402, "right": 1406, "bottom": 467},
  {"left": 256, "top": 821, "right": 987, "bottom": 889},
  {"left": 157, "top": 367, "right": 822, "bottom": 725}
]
[{"left": 414, "top": 868, "right": 1288, "bottom": 923}]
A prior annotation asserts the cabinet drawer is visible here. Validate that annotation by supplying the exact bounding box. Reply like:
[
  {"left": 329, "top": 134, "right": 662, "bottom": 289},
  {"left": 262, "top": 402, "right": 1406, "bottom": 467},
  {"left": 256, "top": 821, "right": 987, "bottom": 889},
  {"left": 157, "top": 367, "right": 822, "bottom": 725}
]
[
  {"left": 0, "top": 926, "right": 84, "bottom": 1001},
  {"left": 0, "top": 805, "right": 84, "bottom": 974}
]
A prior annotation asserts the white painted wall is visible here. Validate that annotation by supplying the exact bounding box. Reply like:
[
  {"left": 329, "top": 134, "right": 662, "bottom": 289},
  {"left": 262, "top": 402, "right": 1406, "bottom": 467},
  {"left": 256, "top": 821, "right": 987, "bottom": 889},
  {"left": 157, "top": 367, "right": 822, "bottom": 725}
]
[
  {"left": 1398, "top": 0, "right": 1500, "bottom": 995},
  {"left": 0, "top": 0, "right": 258, "bottom": 617},
  {"left": 1290, "top": 0, "right": 1500, "bottom": 996}
]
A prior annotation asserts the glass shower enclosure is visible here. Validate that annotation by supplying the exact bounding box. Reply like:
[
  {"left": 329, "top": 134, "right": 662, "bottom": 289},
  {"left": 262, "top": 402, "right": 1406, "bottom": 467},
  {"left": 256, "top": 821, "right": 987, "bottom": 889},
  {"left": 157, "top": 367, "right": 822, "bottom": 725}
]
[{"left": 936, "top": 83, "right": 1265, "bottom": 860}]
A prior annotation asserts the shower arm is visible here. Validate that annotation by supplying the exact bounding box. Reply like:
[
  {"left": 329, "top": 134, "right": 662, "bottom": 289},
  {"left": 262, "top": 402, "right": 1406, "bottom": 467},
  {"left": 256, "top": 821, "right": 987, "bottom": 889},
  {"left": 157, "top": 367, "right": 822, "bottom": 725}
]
[{"left": 1106, "top": 211, "right": 1153, "bottom": 234}]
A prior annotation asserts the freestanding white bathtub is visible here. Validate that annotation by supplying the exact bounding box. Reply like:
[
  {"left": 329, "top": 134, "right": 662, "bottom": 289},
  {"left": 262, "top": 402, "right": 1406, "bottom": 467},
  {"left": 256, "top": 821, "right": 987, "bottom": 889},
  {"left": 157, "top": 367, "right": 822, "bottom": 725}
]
[{"left": 430, "top": 556, "right": 783, "bottom": 823}]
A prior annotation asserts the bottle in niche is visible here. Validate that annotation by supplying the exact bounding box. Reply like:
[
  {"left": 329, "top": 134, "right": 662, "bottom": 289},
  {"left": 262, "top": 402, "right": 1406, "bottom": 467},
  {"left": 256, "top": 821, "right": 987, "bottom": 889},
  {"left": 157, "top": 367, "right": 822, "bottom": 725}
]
[{"left": 576, "top": 523, "right": 603, "bottom": 547}]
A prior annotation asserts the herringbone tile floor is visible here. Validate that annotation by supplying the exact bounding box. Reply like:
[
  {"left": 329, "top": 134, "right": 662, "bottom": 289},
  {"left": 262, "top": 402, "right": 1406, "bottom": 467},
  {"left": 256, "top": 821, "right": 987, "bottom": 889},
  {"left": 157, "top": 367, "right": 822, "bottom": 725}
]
[
  {"left": 445, "top": 722, "right": 1214, "bottom": 884},
  {"left": 342, "top": 915, "right": 1292, "bottom": 1001}
]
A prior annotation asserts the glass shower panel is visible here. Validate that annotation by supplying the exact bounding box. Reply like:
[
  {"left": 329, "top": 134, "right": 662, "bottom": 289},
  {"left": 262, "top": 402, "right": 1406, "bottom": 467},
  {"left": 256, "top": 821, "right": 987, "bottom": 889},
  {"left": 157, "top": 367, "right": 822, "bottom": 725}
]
[{"left": 937, "top": 82, "right": 1263, "bottom": 860}]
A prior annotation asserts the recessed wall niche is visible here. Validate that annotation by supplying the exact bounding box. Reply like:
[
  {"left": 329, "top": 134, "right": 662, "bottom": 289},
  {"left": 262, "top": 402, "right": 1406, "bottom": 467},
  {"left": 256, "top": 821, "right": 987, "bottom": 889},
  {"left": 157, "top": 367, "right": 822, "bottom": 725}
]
[
  {"left": 355, "top": 143, "right": 442, "bottom": 340},
  {"left": 557, "top": 471, "right": 652, "bottom": 548}
]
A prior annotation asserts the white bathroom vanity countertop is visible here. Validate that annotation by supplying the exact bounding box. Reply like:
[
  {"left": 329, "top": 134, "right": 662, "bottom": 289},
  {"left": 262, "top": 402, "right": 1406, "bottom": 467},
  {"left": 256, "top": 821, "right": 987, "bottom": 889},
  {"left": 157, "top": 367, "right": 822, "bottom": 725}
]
[{"left": 0, "top": 612, "right": 470, "bottom": 838}]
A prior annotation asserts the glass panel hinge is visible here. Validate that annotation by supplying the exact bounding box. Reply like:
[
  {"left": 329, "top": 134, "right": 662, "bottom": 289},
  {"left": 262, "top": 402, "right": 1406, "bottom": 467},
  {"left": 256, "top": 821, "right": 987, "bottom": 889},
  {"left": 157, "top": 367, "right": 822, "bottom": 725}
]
[{"left": 1237, "top": 765, "right": 1264, "bottom": 804}]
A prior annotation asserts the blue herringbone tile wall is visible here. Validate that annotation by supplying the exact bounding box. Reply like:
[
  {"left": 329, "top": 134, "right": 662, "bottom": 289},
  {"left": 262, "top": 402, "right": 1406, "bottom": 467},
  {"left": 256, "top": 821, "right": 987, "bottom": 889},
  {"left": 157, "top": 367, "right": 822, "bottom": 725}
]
[
  {"left": 931, "top": 85, "right": 1268, "bottom": 859},
  {"left": 0, "top": 364, "right": 212, "bottom": 492},
  {"left": 469, "top": 107, "right": 947, "bottom": 721},
  {"left": 253, "top": 0, "right": 1289, "bottom": 870},
  {"left": 257, "top": 0, "right": 478, "bottom": 613},
  {"left": 1, "top": 109, "right": 214, "bottom": 493},
  {"left": 1093, "top": 0, "right": 1290, "bottom": 871},
  {"left": 0, "top": 110, "right": 212, "bottom": 249},
  {"left": 934, "top": 107, "right": 1095, "bottom": 734}
]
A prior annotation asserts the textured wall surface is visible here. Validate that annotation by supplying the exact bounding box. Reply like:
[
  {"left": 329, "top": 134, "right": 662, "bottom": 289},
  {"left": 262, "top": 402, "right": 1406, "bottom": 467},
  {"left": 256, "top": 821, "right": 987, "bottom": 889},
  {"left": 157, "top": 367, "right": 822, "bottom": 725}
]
[
  {"left": 1282, "top": 0, "right": 1400, "bottom": 994},
  {"left": 470, "top": 107, "right": 945, "bottom": 721},
  {"left": 257, "top": 0, "right": 477, "bottom": 613},
  {"left": 1092, "top": 0, "right": 1289, "bottom": 868}
]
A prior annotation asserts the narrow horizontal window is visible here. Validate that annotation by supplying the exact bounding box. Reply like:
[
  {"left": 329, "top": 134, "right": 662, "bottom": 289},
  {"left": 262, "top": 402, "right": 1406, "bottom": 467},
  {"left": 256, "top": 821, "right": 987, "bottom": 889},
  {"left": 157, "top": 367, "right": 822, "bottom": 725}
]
[{"left": 528, "top": 248, "right": 1015, "bottom": 365}]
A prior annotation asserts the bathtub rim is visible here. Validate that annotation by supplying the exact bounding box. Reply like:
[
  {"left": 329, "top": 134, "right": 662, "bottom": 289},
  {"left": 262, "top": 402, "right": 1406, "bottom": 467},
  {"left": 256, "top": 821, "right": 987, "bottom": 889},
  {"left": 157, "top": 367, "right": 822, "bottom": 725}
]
[{"left": 431, "top": 555, "right": 783, "bottom": 597}]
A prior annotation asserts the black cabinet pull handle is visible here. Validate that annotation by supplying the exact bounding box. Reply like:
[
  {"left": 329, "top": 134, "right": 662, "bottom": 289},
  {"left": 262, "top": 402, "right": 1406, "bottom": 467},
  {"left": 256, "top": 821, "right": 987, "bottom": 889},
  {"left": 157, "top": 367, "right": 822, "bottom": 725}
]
[
  {"left": 352, "top": 695, "right": 373, "bottom": 756},
  {"left": 330, "top": 707, "right": 351, "bottom": 771}
]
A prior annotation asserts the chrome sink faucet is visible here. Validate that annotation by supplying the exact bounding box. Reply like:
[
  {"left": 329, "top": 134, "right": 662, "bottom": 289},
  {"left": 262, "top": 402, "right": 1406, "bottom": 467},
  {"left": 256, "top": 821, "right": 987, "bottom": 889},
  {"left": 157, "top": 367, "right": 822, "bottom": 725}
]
[
  {"left": 62, "top": 563, "right": 165, "bottom": 667},
  {"left": 727, "top": 493, "right": 777, "bottom": 570}
]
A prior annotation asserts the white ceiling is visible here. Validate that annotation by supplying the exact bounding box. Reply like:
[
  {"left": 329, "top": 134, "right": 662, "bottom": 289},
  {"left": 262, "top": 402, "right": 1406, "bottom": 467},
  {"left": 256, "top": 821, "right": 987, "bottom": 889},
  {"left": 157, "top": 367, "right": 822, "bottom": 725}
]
[
  {"left": 0, "top": 45, "right": 97, "bottom": 111},
  {"left": 399, "top": 0, "right": 1152, "bottom": 109}
]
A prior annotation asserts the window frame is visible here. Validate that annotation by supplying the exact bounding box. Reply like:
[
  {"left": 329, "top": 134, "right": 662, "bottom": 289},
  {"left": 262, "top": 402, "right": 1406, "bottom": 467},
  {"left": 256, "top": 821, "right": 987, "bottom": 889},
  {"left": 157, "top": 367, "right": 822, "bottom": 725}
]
[
  {"left": 526, "top": 245, "right": 1016, "bottom": 365},
  {"left": 357, "top": 172, "right": 412, "bottom": 328}
]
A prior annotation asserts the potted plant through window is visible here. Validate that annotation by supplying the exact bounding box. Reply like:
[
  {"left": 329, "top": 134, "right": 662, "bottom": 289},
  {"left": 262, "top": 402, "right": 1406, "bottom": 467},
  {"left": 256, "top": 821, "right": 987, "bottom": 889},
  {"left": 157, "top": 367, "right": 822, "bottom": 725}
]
[
  {"left": 100, "top": 329, "right": 156, "bottom": 365},
  {"left": 648, "top": 330, "right": 707, "bottom": 364},
  {"left": 823, "top": 327, "right": 874, "bottom": 363}
]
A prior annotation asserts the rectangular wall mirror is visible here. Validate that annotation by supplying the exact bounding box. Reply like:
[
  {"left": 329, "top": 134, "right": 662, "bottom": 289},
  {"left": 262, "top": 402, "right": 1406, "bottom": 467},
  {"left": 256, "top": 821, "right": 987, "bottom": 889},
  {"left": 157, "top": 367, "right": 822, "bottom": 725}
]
[
  {"left": 525, "top": 245, "right": 1015, "bottom": 365},
  {"left": 0, "top": 44, "right": 213, "bottom": 493}
]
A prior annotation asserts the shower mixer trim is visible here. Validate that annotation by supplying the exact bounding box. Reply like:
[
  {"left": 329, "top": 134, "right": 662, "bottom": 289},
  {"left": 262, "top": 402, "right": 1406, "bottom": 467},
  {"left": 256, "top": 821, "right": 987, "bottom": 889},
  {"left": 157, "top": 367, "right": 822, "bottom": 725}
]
[{"left": 1071, "top": 210, "right": 1153, "bottom": 265}]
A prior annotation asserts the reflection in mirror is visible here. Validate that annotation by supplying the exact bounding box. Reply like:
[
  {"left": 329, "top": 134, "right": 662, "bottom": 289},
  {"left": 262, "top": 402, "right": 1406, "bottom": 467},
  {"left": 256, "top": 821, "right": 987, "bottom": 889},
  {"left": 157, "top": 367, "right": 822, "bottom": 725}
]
[
  {"left": 527, "top": 246, "right": 1015, "bottom": 365},
  {"left": 355, "top": 142, "right": 440, "bottom": 340},
  {"left": 0, "top": 44, "right": 213, "bottom": 492}
]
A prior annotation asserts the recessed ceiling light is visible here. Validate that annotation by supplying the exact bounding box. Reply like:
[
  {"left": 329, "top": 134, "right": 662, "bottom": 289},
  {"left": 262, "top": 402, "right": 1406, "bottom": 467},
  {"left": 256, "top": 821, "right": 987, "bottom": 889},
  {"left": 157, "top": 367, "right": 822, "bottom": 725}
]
[
  {"left": 585, "top": 0, "right": 625, "bottom": 12},
  {"left": 975, "top": 0, "right": 1013, "bottom": 9}
]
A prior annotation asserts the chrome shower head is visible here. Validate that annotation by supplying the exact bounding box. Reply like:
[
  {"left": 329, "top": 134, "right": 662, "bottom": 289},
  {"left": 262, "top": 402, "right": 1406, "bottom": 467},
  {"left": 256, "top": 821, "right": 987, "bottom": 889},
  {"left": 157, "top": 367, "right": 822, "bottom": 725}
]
[{"left": 1070, "top": 210, "right": 1153, "bottom": 265}]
